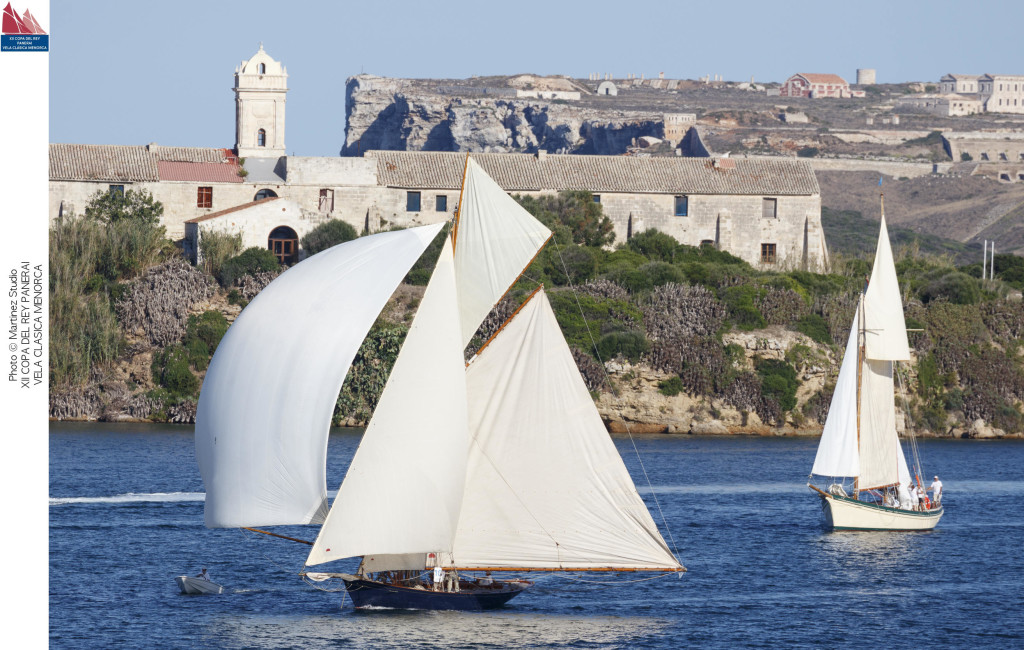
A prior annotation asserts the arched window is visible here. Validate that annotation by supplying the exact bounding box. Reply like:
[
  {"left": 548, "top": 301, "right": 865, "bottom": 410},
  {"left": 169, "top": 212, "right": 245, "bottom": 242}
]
[
  {"left": 254, "top": 189, "right": 278, "bottom": 201},
  {"left": 268, "top": 226, "right": 299, "bottom": 265},
  {"left": 258, "top": 62, "right": 266, "bottom": 74},
  {"left": 257, "top": 129, "right": 266, "bottom": 147}
]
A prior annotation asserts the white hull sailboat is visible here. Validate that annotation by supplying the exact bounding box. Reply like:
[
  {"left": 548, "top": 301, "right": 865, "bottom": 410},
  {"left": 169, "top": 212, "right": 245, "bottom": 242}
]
[
  {"left": 195, "top": 157, "right": 684, "bottom": 610},
  {"left": 808, "top": 196, "right": 943, "bottom": 532}
]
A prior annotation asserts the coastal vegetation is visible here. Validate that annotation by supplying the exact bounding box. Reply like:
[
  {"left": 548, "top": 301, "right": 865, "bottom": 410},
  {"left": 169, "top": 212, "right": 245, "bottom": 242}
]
[{"left": 48, "top": 190, "right": 1024, "bottom": 436}]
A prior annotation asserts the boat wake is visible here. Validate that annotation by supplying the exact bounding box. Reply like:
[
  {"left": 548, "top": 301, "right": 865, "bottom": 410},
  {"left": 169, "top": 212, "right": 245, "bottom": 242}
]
[{"left": 49, "top": 492, "right": 205, "bottom": 506}]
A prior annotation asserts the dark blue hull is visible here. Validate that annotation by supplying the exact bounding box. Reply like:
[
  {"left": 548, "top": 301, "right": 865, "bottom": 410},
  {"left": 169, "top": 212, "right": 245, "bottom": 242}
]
[{"left": 342, "top": 577, "right": 530, "bottom": 611}]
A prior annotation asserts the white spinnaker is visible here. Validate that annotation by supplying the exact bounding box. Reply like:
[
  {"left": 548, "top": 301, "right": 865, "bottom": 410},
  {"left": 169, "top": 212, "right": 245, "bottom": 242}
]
[
  {"left": 453, "top": 157, "right": 551, "bottom": 347},
  {"left": 197, "top": 224, "right": 443, "bottom": 529},
  {"left": 863, "top": 215, "right": 910, "bottom": 361},
  {"left": 450, "top": 291, "right": 681, "bottom": 570},
  {"left": 858, "top": 358, "right": 900, "bottom": 490},
  {"left": 306, "top": 238, "right": 469, "bottom": 566},
  {"left": 812, "top": 307, "right": 861, "bottom": 478}
]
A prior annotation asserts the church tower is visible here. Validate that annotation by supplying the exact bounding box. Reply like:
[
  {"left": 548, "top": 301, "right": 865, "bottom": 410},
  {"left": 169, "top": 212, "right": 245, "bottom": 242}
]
[{"left": 234, "top": 44, "right": 288, "bottom": 158}]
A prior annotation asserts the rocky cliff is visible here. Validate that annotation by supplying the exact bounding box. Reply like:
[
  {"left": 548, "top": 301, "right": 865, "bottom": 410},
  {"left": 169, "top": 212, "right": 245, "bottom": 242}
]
[{"left": 342, "top": 75, "right": 665, "bottom": 155}]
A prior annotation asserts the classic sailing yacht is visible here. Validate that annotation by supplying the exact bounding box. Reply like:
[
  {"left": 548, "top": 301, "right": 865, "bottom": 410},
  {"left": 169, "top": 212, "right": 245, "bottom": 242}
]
[
  {"left": 196, "top": 158, "right": 684, "bottom": 610},
  {"left": 808, "top": 199, "right": 943, "bottom": 531}
]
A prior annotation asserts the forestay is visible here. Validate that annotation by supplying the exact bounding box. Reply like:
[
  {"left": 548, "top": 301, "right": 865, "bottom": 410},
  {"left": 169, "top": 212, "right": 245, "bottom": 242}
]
[
  {"left": 450, "top": 291, "right": 681, "bottom": 570},
  {"left": 453, "top": 157, "right": 551, "bottom": 347},
  {"left": 306, "top": 238, "right": 468, "bottom": 566},
  {"left": 197, "top": 224, "right": 443, "bottom": 529}
]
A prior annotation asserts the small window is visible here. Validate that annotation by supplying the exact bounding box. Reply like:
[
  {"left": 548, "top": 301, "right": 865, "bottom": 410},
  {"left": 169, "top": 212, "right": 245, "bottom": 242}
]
[
  {"left": 435, "top": 195, "right": 447, "bottom": 212},
  {"left": 1000, "top": 153, "right": 1008, "bottom": 161},
  {"left": 761, "top": 243, "right": 777, "bottom": 264},
  {"left": 197, "top": 186, "right": 213, "bottom": 208},
  {"left": 674, "top": 195, "right": 688, "bottom": 216},
  {"left": 108, "top": 184, "right": 124, "bottom": 196},
  {"left": 981, "top": 153, "right": 989, "bottom": 161},
  {"left": 762, "top": 197, "right": 777, "bottom": 219},
  {"left": 257, "top": 129, "right": 266, "bottom": 147},
  {"left": 255, "top": 189, "right": 278, "bottom": 201},
  {"left": 406, "top": 191, "right": 421, "bottom": 212},
  {"left": 258, "top": 62, "right": 266, "bottom": 75},
  {"left": 592, "top": 194, "right": 601, "bottom": 204},
  {"left": 700, "top": 239, "right": 715, "bottom": 248},
  {"left": 319, "top": 189, "right": 334, "bottom": 213}
]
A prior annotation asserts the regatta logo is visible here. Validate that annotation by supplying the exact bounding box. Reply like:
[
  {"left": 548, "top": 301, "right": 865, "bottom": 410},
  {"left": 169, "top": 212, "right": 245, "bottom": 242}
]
[{"left": 1, "top": 2, "right": 48, "bottom": 51}]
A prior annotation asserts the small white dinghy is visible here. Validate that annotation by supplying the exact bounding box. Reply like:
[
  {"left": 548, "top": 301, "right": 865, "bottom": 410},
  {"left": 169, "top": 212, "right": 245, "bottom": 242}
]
[{"left": 176, "top": 576, "right": 224, "bottom": 595}]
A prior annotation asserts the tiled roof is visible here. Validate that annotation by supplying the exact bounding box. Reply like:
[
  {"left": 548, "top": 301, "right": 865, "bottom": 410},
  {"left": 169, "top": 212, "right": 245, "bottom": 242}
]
[
  {"left": 184, "top": 197, "right": 280, "bottom": 223},
  {"left": 49, "top": 144, "right": 159, "bottom": 182},
  {"left": 50, "top": 144, "right": 237, "bottom": 182},
  {"left": 368, "top": 151, "right": 820, "bottom": 196},
  {"left": 795, "top": 73, "right": 848, "bottom": 85},
  {"left": 157, "top": 161, "right": 243, "bottom": 183}
]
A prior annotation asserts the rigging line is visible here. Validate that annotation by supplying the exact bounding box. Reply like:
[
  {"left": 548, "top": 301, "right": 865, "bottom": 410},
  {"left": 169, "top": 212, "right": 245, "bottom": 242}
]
[
  {"left": 236, "top": 527, "right": 308, "bottom": 578},
  {"left": 548, "top": 236, "right": 683, "bottom": 565}
]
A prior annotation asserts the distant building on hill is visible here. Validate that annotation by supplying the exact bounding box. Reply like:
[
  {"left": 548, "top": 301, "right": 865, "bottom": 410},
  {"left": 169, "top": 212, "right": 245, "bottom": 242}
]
[
  {"left": 780, "top": 73, "right": 865, "bottom": 99},
  {"left": 49, "top": 46, "right": 829, "bottom": 271}
]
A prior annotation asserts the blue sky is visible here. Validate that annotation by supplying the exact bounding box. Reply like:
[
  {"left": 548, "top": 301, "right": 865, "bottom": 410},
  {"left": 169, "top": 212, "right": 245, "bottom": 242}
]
[{"left": 49, "top": 0, "right": 1024, "bottom": 157}]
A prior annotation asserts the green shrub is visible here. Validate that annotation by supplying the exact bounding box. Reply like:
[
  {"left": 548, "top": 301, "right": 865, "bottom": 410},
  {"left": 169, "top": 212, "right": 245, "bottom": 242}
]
[
  {"left": 756, "top": 358, "right": 798, "bottom": 412},
  {"left": 184, "top": 311, "right": 228, "bottom": 356},
  {"left": 659, "top": 376, "right": 684, "bottom": 396},
  {"left": 199, "top": 229, "right": 243, "bottom": 278},
  {"left": 920, "top": 271, "right": 981, "bottom": 305},
  {"left": 220, "top": 247, "right": 281, "bottom": 287},
  {"left": 516, "top": 191, "right": 614, "bottom": 247},
  {"left": 721, "top": 285, "right": 766, "bottom": 331},
  {"left": 543, "top": 244, "right": 597, "bottom": 285},
  {"left": 795, "top": 313, "right": 833, "bottom": 344},
  {"left": 596, "top": 330, "right": 649, "bottom": 362},
  {"left": 627, "top": 230, "right": 680, "bottom": 262},
  {"left": 404, "top": 227, "right": 448, "bottom": 286},
  {"left": 301, "top": 219, "right": 359, "bottom": 255},
  {"left": 151, "top": 345, "right": 199, "bottom": 397},
  {"left": 227, "top": 289, "right": 246, "bottom": 307}
]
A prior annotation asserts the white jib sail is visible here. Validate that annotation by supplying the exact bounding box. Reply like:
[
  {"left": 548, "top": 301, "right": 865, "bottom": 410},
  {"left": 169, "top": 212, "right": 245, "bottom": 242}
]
[
  {"left": 863, "top": 215, "right": 910, "bottom": 361},
  {"left": 454, "top": 157, "right": 551, "bottom": 347},
  {"left": 306, "top": 237, "right": 469, "bottom": 566},
  {"left": 812, "top": 307, "right": 860, "bottom": 478},
  {"left": 450, "top": 290, "right": 681, "bottom": 570},
  {"left": 858, "top": 358, "right": 900, "bottom": 489},
  {"left": 197, "top": 224, "right": 443, "bottom": 529}
]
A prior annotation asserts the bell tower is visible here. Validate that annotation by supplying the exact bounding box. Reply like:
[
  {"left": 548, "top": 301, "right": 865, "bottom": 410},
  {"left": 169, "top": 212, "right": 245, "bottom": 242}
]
[{"left": 234, "top": 44, "right": 288, "bottom": 158}]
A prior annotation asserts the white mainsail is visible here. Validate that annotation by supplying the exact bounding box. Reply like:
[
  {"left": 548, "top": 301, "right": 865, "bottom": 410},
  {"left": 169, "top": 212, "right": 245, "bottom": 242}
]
[
  {"left": 858, "top": 358, "right": 900, "bottom": 489},
  {"left": 197, "top": 224, "right": 443, "bottom": 529},
  {"left": 450, "top": 290, "right": 681, "bottom": 570},
  {"left": 863, "top": 215, "right": 910, "bottom": 361},
  {"left": 306, "top": 238, "right": 469, "bottom": 566},
  {"left": 453, "top": 157, "right": 551, "bottom": 347}
]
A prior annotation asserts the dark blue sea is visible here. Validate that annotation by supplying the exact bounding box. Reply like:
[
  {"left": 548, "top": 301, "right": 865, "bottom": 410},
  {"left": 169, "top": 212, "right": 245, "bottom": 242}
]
[{"left": 50, "top": 423, "right": 1024, "bottom": 648}]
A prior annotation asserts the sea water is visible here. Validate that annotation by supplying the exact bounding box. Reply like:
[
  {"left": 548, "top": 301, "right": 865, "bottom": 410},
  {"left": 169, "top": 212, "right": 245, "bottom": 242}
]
[{"left": 50, "top": 422, "right": 1024, "bottom": 648}]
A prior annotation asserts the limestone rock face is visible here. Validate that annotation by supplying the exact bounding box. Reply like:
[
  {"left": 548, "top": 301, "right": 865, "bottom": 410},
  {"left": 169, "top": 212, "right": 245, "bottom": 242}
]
[{"left": 343, "top": 75, "right": 664, "bottom": 155}]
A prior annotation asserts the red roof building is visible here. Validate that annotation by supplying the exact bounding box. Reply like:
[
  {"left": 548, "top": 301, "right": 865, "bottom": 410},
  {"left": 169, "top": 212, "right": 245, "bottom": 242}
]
[{"left": 780, "top": 73, "right": 863, "bottom": 99}]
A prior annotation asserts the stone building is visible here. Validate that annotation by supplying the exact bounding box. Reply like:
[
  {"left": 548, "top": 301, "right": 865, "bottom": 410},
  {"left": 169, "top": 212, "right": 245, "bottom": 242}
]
[
  {"left": 49, "top": 46, "right": 829, "bottom": 271},
  {"left": 942, "top": 132, "right": 1024, "bottom": 182},
  {"left": 979, "top": 74, "right": 1024, "bottom": 114},
  {"left": 939, "top": 74, "right": 980, "bottom": 94},
  {"left": 780, "top": 73, "right": 865, "bottom": 99},
  {"left": 894, "top": 94, "right": 983, "bottom": 117}
]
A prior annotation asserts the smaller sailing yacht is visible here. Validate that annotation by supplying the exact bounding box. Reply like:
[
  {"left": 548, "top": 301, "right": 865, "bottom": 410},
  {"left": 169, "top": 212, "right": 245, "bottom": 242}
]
[{"left": 808, "top": 198, "right": 943, "bottom": 531}]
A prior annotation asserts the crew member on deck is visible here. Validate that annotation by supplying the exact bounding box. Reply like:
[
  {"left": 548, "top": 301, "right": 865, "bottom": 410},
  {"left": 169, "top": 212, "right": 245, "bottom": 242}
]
[
  {"left": 909, "top": 484, "right": 920, "bottom": 511},
  {"left": 433, "top": 565, "right": 444, "bottom": 591},
  {"left": 930, "top": 476, "right": 943, "bottom": 506},
  {"left": 196, "top": 568, "right": 210, "bottom": 582}
]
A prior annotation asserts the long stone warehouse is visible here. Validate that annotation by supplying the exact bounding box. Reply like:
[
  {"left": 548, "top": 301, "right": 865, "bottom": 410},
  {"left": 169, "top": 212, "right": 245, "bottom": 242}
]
[{"left": 48, "top": 46, "right": 828, "bottom": 271}]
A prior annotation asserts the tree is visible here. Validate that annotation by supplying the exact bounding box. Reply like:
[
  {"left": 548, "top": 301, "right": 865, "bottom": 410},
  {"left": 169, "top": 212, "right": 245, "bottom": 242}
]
[
  {"left": 301, "top": 219, "right": 359, "bottom": 255},
  {"left": 219, "top": 247, "right": 280, "bottom": 287},
  {"left": 516, "top": 191, "right": 615, "bottom": 247},
  {"left": 84, "top": 188, "right": 164, "bottom": 227}
]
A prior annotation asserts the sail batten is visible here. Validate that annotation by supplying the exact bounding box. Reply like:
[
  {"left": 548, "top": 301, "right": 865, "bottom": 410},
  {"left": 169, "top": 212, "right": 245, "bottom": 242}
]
[{"left": 197, "top": 224, "right": 444, "bottom": 529}]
